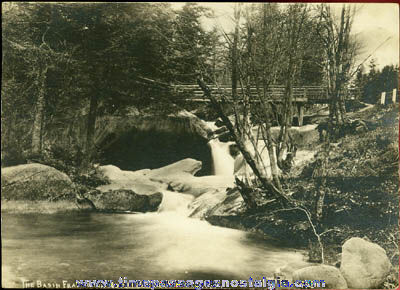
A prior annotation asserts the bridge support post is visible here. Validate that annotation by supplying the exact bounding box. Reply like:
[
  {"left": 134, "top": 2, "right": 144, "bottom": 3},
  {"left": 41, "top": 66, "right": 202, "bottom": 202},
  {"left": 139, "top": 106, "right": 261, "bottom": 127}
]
[
  {"left": 380, "top": 92, "right": 386, "bottom": 105},
  {"left": 297, "top": 104, "right": 304, "bottom": 126}
]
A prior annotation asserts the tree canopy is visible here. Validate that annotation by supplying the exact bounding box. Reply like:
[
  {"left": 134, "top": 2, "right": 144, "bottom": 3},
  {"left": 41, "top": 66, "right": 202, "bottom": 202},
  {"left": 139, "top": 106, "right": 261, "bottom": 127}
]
[
  {"left": 2, "top": 2, "right": 217, "bottom": 165},
  {"left": 2, "top": 2, "right": 370, "bottom": 168}
]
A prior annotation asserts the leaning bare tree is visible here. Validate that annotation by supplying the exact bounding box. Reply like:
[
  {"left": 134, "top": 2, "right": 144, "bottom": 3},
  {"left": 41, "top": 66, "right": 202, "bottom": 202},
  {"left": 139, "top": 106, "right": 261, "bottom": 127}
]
[
  {"left": 200, "top": 3, "right": 313, "bottom": 198},
  {"left": 198, "top": 3, "right": 343, "bottom": 263},
  {"left": 201, "top": 3, "right": 289, "bottom": 202}
]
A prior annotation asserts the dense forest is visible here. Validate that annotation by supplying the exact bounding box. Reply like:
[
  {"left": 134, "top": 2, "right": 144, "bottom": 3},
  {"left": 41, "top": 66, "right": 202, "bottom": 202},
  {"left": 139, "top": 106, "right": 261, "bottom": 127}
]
[
  {"left": 2, "top": 2, "right": 218, "bottom": 167},
  {"left": 355, "top": 61, "right": 399, "bottom": 104},
  {"left": 1, "top": 3, "right": 398, "bottom": 288},
  {"left": 2, "top": 2, "right": 362, "bottom": 166},
  {"left": 2, "top": 3, "right": 398, "bottom": 165}
]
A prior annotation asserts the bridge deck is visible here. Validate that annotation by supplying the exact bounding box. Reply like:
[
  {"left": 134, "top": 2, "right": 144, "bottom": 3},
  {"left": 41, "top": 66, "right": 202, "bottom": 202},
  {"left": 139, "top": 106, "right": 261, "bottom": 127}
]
[{"left": 173, "top": 85, "right": 359, "bottom": 103}]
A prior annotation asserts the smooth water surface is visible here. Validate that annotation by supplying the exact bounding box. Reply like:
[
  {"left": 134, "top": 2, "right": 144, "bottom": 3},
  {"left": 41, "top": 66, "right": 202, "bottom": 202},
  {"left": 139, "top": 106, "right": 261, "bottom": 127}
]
[{"left": 2, "top": 209, "right": 309, "bottom": 287}]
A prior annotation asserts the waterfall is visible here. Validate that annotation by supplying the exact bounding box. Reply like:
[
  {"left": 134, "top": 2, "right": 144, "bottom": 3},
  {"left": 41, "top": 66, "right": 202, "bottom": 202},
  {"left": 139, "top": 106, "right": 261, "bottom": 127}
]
[{"left": 208, "top": 139, "right": 234, "bottom": 176}]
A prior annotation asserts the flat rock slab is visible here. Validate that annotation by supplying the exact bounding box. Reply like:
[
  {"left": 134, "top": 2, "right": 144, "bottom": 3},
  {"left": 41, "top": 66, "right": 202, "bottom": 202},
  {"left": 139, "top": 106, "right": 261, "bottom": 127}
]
[
  {"left": 98, "top": 159, "right": 203, "bottom": 196},
  {"left": 152, "top": 175, "right": 235, "bottom": 197},
  {"left": 189, "top": 188, "right": 243, "bottom": 218},
  {"left": 148, "top": 158, "right": 202, "bottom": 178},
  {"left": 98, "top": 164, "right": 150, "bottom": 181},
  {"left": 97, "top": 165, "right": 167, "bottom": 195}
]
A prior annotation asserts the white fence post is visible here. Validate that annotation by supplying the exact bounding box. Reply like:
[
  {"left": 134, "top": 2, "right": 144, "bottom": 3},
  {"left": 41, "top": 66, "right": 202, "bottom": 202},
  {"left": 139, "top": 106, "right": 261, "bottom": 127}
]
[
  {"left": 380, "top": 92, "right": 386, "bottom": 105},
  {"left": 392, "top": 89, "right": 397, "bottom": 103}
]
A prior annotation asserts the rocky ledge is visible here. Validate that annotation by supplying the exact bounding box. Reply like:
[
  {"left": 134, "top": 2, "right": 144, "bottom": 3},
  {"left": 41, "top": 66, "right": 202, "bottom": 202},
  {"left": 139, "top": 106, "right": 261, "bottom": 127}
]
[
  {"left": 1, "top": 162, "right": 165, "bottom": 213},
  {"left": 1, "top": 158, "right": 219, "bottom": 214}
]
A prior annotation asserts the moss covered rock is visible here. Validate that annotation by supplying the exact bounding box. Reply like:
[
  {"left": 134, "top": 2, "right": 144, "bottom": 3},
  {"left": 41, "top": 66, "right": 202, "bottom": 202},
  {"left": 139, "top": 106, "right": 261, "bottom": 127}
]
[
  {"left": 1, "top": 163, "right": 75, "bottom": 201},
  {"left": 86, "top": 189, "right": 162, "bottom": 212}
]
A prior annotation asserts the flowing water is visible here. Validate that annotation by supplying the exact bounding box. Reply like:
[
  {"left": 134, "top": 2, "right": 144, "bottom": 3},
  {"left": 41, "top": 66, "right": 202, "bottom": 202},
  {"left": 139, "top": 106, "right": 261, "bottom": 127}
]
[
  {"left": 208, "top": 139, "right": 234, "bottom": 176},
  {"left": 2, "top": 190, "right": 310, "bottom": 287},
  {"left": 2, "top": 125, "right": 314, "bottom": 287}
]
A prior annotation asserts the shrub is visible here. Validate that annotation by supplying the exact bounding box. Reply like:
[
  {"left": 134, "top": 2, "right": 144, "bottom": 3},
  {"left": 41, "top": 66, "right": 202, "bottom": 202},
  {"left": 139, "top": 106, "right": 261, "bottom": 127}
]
[{"left": 36, "top": 143, "right": 109, "bottom": 190}]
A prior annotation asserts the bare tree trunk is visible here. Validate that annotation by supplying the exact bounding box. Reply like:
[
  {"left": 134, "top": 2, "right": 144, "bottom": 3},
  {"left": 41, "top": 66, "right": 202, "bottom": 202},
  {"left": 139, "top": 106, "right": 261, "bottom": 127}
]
[
  {"left": 313, "top": 130, "right": 330, "bottom": 222},
  {"left": 232, "top": 3, "right": 248, "bottom": 142},
  {"left": 231, "top": 5, "right": 239, "bottom": 101},
  {"left": 31, "top": 67, "right": 48, "bottom": 156},
  {"left": 83, "top": 94, "right": 98, "bottom": 167},
  {"left": 338, "top": 90, "right": 347, "bottom": 124},
  {"left": 235, "top": 177, "right": 258, "bottom": 209},
  {"left": 260, "top": 122, "right": 283, "bottom": 192},
  {"left": 277, "top": 74, "right": 294, "bottom": 168},
  {"left": 319, "top": 5, "right": 355, "bottom": 129}
]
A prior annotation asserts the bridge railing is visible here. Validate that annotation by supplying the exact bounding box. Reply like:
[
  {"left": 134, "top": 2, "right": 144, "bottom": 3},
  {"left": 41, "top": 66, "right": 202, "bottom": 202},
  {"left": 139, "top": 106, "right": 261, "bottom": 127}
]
[
  {"left": 174, "top": 85, "right": 328, "bottom": 101},
  {"left": 172, "top": 84, "right": 360, "bottom": 103}
]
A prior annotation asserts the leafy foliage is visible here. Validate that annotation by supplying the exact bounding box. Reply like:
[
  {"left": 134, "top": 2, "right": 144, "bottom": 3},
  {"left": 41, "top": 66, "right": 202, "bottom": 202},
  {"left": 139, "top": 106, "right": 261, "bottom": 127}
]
[
  {"left": 2, "top": 3, "right": 217, "bottom": 166},
  {"left": 355, "top": 61, "right": 399, "bottom": 104},
  {"left": 34, "top": 142, "right": 110, "bottom": 192}
]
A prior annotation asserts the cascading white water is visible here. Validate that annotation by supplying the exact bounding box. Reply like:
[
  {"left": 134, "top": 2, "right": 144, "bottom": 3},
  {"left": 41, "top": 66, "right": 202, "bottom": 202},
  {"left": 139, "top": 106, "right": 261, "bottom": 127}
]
[
  {"left": 3, "top": 119, "right": 317, "bottom": 287},
  {"left": 158, "top": 190, "right": 194, "bottom": 215},
  {"left": 208, "top": 139, "right": 235, "bottom": 176},
  {"left": 129, "top": 190, "right": 311, "bottom": 278}
]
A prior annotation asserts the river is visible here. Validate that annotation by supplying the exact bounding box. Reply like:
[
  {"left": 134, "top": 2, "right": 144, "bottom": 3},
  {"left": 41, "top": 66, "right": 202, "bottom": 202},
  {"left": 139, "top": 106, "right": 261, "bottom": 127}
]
[
  {"left": 2, "top": 138, "right": 314, "bottom": 288},
  {"left": 2, "top": 190, "right": 310, "bottom": 287}
]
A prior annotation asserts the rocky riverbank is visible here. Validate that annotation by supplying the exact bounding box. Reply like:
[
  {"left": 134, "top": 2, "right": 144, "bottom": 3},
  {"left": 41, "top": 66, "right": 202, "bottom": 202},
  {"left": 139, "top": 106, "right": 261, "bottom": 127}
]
[
  {"left": 1, "top": 104, "right": 397, "bottom": 288},
  {"left": 1, "top": 158, "right": 198, "bottom": 214},
  {"left": 1, "top": 156, "right": 235, "bottom": 214},
  {"left": 205, "top": 104, "right": 399, "bottom": 289}
]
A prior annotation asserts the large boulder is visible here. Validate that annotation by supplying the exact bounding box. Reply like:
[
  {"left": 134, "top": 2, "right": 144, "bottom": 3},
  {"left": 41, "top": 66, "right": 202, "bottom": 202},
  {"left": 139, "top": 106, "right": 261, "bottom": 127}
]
[
  {"left": 1, "top": 163, "right": 75, "bottom": 201},
  {"left": 292, "top": 265, "right": 348, "bottom": 289},
  {"left": 97, "top": 159, "right": 205, "bottom": 198},
  {"left": 86, "top": 189, "right": 162, "bottom": 212},
  {"left": 95, "top": 109, "right": 214, "bottom": 152},
  {"left": 97, "top": 159, "right": 234, "bottom": 204},
  {"left": 234, "top": 154, "right": 247, "bottom": 174},
  {"left": 340, "top": 237, "right": 391, "bottom": 288}
]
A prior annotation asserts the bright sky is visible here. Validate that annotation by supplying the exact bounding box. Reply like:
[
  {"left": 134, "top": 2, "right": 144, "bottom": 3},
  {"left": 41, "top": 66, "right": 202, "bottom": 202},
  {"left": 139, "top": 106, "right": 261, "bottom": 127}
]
[{"left": 171, "top": 2, "right": 399, "bottom": 70}]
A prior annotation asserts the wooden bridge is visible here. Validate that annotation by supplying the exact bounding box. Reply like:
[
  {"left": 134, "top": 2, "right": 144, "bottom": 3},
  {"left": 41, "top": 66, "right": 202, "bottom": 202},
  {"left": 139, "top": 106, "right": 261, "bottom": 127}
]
[
  {"left": 171, "top": 84, "right": 361, "bottom": 126},
  {"left": 173, "top": 84, "right": 360, "bottom": 104},
  {"left": 133, "top": 76, "right": 361, "bottom": 126},
  {"left": 134, "top": 76, "right": 360, "bottom": 104}
]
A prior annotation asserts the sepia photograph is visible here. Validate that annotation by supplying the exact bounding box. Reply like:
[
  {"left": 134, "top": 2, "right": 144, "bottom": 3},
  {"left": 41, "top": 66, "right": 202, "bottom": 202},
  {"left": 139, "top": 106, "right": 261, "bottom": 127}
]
[{"left": 1, "top": 2, "right": 399, "bottom": 289}]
